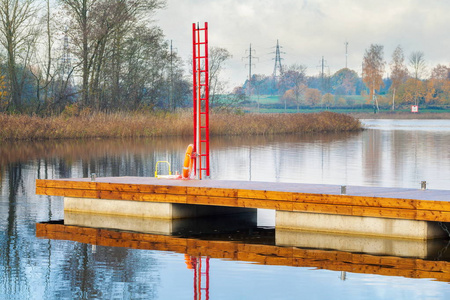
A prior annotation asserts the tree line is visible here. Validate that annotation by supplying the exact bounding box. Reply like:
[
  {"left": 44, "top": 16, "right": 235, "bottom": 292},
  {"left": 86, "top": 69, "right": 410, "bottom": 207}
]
[
  {"left": 0, "top": 1, "right": 448, "bottom": 115},
  {"left": 0, "top": 0, "right": 197, "bottom": 114},
  {"left": 243, "top": 44, "right": 450, "bottom": 112}
]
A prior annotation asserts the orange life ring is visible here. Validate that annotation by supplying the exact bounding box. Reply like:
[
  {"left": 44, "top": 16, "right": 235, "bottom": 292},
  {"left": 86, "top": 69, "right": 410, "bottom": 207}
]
[{"left": 182, "top": 144, "right": 194, "bottom": 178}]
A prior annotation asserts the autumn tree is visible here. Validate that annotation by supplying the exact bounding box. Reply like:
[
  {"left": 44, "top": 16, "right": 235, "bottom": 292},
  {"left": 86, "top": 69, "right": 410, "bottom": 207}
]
[
  {"left": 0, "top": 71, "right": 7, "bottom": 110},
  {"left": 397, "top": 78, "right": 426, "bottom": 105},
  {"left": 304, "top": 88, "right": 321, "bottom": 106},
  {"left": 362, "top": 44, "right": 385, "bottom": 113},
  {"left": 279, "top": 64, "right": 307, "bottom": 112},
  {"left": 429, "top": 64, "right": 450, "bottom": 104},
  {"left": 424, "top": 80, "right": 437, "bottom": 104},
  {"left": 281, "top": 89, "right": 295, "bottom": 109},
  {"left": 322, "top": 93, "right": 334, "bottom": 108},
  {"left": 389, "top": 45, "right": 408, "bottom": 110},
  {"left": 331, "top": 68, "right": 358, "bottom": 95}
]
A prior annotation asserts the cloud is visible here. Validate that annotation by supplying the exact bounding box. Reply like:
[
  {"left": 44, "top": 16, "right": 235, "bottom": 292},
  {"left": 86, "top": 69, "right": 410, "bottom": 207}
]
[{"left": 155, "top": 0, "right": 450, "bottom": 88}]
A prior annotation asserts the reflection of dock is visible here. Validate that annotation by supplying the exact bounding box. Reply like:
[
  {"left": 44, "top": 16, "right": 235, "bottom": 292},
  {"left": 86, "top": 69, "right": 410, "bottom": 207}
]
[
  {"left": 36, "top": 222, "right": 450, "bottom": 283},
  {"left": 36, "top": 177, "right": 450, "bottom": 239},
  {"left": 64, "top": 210, "right": 257, "bottom": 236}
]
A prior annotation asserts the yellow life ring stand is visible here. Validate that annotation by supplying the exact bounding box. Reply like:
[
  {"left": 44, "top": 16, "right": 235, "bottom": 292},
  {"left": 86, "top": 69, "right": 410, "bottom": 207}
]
[{"left": 182, "top": 144, "right": 195, "bottom": 179}]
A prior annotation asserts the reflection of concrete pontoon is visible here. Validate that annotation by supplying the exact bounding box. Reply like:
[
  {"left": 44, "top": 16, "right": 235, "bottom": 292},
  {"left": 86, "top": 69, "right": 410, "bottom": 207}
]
[{"left": 36, "top": 222, "right": 450, "bottom": 283}]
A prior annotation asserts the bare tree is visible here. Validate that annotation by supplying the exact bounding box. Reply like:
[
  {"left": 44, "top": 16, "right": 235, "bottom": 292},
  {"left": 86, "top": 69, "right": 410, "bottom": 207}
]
[
  {"left": 389, "top": 45, "right": 408, "bottom": 110},
  {"left": 409, "top": 51, "right": 426, "bottom": 80},
  {"left": 44, "top": 0, "right": 52, "bottom": 106},
  {"left": 408, "top": 51, "right": 426, "bottom": 106},
  {"left": 59, "top": 0, "right": 95, "bottom": 108},
  {"left": 208, "top": 47, "right": 232, "bottom": 108},
  {"left": 121, "top": 26, "right": 169, "bottom": 110},
  {"left": 60, "top": 0, "right": 166, "bottom": 110},
  {"left": 251, "top": 74, "right": 267, "bottom": 112},
  {"left": 279, "top": 64, "right": 307, "bottom": 112},
  {"left": 28, "top": 0, "right": 62, "bottom": 114},
  {"left": 0, "top": 0, "right": 38, "bottom": 112},
  {"left": 362, "top": 44, "right": 385, "bottom": 113}
]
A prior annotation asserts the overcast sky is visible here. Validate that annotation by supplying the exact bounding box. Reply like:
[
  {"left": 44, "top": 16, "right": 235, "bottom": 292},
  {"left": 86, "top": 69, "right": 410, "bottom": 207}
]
[{"left": 154, "top": 0, "right": 450, "bottom": 89}]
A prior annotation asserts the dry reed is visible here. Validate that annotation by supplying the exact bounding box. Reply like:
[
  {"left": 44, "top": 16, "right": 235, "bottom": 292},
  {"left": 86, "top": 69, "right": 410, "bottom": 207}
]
[{"left": 0, "top": 111, "right": 361, "bottom": 141}]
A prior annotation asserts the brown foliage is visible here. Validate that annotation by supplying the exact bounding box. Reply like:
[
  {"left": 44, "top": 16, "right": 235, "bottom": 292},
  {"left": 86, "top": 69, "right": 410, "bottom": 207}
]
[
  {"left": 210, "top": 112, "right": 361, "bottom": 135},
  {"left": 304, "top": 88, "right": 321, "bottom": 106},
  {"left": 362, "top": 44, "right": 385, "bottom": 106},
  {"left": 0, "top": 112, "right": 362, "bottom": 141}
]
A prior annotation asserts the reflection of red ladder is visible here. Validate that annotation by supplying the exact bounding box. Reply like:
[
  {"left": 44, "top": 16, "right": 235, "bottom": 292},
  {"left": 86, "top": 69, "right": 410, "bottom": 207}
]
[
  {"left": 192, "top": 22, "right": 210, "bottom": 179},
  {"left": 185, "top": 255, "right": 210, "bottom": 300}
]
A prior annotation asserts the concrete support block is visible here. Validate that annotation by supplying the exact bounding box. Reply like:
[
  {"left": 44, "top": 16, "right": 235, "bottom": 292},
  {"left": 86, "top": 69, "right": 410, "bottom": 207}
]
[
  {"left": 276, "top": 211, "right": 447, "bottom": 240},
  {"left": 64, "top": 197, "right": 255, "bottom": 219}
]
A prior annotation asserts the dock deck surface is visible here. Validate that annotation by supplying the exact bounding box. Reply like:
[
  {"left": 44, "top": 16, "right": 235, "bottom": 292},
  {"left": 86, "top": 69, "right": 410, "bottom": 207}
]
[{"left": 36, "top": 177, "right": 450, "bottom": 222}]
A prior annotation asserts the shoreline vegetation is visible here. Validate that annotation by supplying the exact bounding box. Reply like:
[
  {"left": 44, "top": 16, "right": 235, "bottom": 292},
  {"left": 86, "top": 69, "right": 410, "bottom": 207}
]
[
  {"left": 351, "top": 112, "right": 450, "bottom": 119},
  {"left": 0, "top": 111, "right": 362, "bottom": 141}
]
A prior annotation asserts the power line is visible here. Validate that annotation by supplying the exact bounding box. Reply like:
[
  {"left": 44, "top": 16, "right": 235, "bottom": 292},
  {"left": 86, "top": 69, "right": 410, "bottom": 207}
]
[
  {"left": 345, "top": 41, "right": 349, "bottom": 69},
  {"left": 316, "top": 56, "right": 329, "bottom": 91},
  {"left": 272, "top": 39, "right": 284, "bottom": 78},
  {"left": 59, "top": 27, "right": 72, "bottom": 78},
  {"left": 317, "top": 56, "right": 329, "bottom": 78},
  {"left": 242, "top": 43, "right": 258, "bottom": 82}
]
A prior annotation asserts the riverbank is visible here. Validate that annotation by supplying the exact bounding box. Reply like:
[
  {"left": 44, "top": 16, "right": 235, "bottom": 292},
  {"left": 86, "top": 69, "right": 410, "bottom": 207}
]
[
  {"left": 0, "top": 111, "right": 361, "bottom": 141},
  {"left": 352, "top": 112, "right": 450, "bottom": 119}
]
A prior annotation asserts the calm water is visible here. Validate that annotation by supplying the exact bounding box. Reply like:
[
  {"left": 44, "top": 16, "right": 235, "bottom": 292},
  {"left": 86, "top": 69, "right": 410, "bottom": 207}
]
[{"left": 2, "top": 119, "right": 450, "bottom": 299}]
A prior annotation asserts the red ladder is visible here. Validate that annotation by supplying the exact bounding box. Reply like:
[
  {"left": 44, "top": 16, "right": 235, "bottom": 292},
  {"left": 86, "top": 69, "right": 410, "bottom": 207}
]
[{"left": 192, "top": 22, "right": 210, "bottom": 179}]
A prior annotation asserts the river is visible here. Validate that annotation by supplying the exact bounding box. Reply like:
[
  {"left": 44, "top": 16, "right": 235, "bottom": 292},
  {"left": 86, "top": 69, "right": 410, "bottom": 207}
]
[{"left": 1, "top": 119, "right": 450, "bottom": 299}]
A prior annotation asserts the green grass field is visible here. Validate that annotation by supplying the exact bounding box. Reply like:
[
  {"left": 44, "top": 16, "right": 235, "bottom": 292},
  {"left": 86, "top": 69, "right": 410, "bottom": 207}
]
[{"left": 245, "top": 94, "right": 450, "bottom": 116}]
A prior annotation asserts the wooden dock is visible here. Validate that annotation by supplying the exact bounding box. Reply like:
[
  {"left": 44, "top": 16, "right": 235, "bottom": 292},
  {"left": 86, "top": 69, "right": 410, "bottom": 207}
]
[
  {"left": 36, "top": 176, "right": 450, "bottom": 222},
  {"left": 36, "top": 222, "right": 450, "bottom": 283}
]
